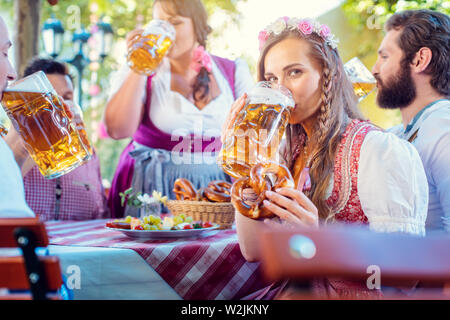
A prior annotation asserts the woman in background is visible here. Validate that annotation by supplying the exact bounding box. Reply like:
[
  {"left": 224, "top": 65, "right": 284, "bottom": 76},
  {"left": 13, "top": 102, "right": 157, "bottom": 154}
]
[{"left": 104, "top": 0, "right": 254, "bottom": 217}]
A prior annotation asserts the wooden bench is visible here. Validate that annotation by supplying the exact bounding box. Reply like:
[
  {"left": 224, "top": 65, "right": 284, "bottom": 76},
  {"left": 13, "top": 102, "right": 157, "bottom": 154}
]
[
  {"left": 0, "top": 218, "right": 64, "bottom": 300},
  {"left": 258, "top": 224, "right": 450, "bottom": 299}
]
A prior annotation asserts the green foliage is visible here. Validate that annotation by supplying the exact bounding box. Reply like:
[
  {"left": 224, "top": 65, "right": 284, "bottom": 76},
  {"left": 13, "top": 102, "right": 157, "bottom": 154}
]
[
  {"left": 39, "top": 0, "right": 240, "bottom": 36},
  {"left": 119, "top": 187, "right": 144, "bottom": 208},
  {"left": 343, "top": 0, "right": 449, "bottom": 31}
]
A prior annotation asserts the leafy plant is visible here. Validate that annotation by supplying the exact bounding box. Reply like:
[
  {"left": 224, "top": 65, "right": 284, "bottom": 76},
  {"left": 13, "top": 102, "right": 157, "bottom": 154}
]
[
  {"left": 119, "top": 188, "right": 167, "bottom": 208},
  {"left": 342, "top": 0, "right": 449, "bottom": 31},
  {"left": 119, "top": 187, "right": 142, "bottom": 208}
]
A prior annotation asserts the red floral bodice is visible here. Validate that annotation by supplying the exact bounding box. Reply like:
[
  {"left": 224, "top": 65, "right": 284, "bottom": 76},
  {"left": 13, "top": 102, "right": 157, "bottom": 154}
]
[
  {"left": 317, "top": 119, "right": 383, "bottom": 299},
  {"left": 326, "top": 119, "right": 381, "bottom": 224}
]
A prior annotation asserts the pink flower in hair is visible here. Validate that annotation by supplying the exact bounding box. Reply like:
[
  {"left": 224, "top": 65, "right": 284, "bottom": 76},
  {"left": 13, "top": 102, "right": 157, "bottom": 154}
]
[
  {"left": 319, "top": 24, "right": 331, "bottom": 39},
  {"left": 282, "top": 16, "right": 289, "bottom": 23},
  {"left": 190, "top": 46, "right": 212, "bottom": 73},
  {"left": 201, "top": 52, "right": 212, "bottom": 72},
  {"left": 258, "top": 30, "right": 269, "bottom": 49},
  {"left": 298, "top": 20, "right": 313, "bottom": 35}
]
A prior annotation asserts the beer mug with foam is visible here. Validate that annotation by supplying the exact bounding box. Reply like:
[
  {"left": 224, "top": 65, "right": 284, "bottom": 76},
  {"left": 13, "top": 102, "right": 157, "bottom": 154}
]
[
  {"left": 218, "top": 81, "right": 295, "bottom": 179},
  {"left": 1, "top": 71, "right": 89, "bottom": 179},
  {"left": 344, "top": 57, "right": 376, "bottom": 102},
  {"left": 127, "top": 19, "right": 176, "bottom": 76}
]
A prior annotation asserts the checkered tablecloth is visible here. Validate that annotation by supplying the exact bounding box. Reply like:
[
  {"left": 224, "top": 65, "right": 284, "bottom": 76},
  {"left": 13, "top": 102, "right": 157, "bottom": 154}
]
[{"left": 45, "top": 219, "right": 268, "bottom": 300}]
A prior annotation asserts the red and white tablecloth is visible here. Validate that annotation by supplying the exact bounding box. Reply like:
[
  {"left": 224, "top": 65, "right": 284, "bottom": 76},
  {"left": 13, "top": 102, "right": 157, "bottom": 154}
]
[{"left": 45, "top": 219, "right": 269, "bottom": 300}]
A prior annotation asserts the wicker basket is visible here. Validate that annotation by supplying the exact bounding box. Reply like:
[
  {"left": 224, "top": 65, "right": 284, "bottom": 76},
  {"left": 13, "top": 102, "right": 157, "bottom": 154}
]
[{"left": 166, "top": 200, "right": 235, "bottom": 229}]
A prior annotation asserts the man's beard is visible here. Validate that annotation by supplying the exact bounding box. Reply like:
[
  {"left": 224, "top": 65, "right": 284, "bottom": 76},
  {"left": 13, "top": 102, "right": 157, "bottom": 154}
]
[{"left": 375, "top": 62, "right": 416, "bottom": 110}]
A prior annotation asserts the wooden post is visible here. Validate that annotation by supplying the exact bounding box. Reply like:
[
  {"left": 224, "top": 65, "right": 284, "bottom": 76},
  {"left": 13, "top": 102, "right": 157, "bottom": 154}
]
[{"left": 14, "top": 0, "right": 42, "bottom": 77}]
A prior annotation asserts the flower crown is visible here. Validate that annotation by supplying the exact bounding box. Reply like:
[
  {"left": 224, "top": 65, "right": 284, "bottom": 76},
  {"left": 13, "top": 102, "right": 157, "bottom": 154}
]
[{"left": 258, "top": 17, "right": 339, "bottom": 50}]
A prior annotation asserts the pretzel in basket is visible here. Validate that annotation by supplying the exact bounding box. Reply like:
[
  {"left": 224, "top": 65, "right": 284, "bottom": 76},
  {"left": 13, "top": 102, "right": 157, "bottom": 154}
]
[
  {"left": 203, "top": 180, "right": 232, "bottom": 202},
  {"left": 231, "top": 162, "right": 294, "bottom": 219},
  {"left": 173, "top": 179, "right": 232, "bottom": 203},
  {"left": 173, "top": 178, "right": 197, "bottom": 200}
]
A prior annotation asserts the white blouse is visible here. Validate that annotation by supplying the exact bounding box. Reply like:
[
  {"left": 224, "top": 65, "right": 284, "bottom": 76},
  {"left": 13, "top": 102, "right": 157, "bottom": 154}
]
[
  {"left": 389, "top": 99, "right": 450, "bottom": 233},
  {"left": 150, "top": 57, "right": 254, "bottom": 137},
  {"left": 282, "top": 129, "right": 428, "bottom": 236},
  {"left": 355, "top": 130, "right": 428, "bottom": 236},
  {"left": 108, "top": 56, "right": 254, "bottom": 138}
]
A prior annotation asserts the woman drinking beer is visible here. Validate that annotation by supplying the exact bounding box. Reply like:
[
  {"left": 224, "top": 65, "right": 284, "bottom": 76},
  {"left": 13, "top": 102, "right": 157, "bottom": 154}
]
[
  {"left": 104, "top": 0, "right": 254, "bottom": 217},
  {"left": 222, "top": 17, "right": 429, "bottom": 298}
]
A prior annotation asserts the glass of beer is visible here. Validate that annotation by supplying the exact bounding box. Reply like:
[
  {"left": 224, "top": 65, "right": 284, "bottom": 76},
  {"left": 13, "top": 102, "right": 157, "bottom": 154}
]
[
  {"left": 344, "top": 57, "right": 376, "bottom": 102},
  {"left": 1, "top": 71, "right": 89, "bottom": 179},
  {"left": 127, "top": 19, "right": 175, "bottom": 76},
  {"left": 218, "top": 81, "right": 295, "bottom": 179},
  {"left": 62, "top": 100, "right": 93, "bottom": 161}
]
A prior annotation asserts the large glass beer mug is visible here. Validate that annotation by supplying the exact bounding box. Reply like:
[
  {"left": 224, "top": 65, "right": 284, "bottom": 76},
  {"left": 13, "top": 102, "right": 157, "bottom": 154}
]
[
  {"left": 127, "top": 19, "right": 175, "bottom": 76},
  {"left": 1, "top": 71, "right": 89, "bottom": 179},
  {"left": 218, "top": 82, "right": 295, "bottom": 179}
]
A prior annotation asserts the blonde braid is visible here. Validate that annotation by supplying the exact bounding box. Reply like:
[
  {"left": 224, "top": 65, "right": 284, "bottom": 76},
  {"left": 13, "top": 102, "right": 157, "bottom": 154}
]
[
  {"left": 309, "top": 62, "right": 333, "bottom": 164},
  {"left": 308, "top": 60, "right": 337, "bottom": 220},
  {"left": 318, "top": 65, "right": 333, "bottom": 139}
]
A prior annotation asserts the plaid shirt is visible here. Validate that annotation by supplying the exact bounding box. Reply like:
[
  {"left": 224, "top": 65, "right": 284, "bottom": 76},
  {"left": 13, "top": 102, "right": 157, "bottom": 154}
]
[{"left": 23, "top": 152, "right": 110, "bottom": 221}]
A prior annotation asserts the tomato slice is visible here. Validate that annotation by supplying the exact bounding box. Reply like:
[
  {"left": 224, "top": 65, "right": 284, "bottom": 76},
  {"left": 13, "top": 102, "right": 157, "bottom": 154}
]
[
  {"left": 183, "top": 224, "right": 193, "bottom": 230},
  {"left": 203, "top": 222, "right": 213, "bottom": 228},
  {"left": 106, "top": 221, "right": 131, "bottom": 229}
]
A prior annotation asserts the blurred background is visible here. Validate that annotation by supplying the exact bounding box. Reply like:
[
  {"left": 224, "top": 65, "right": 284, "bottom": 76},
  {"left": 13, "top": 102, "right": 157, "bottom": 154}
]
[{"left": 0, "top": 0, "right": 448, "bottom": 185}]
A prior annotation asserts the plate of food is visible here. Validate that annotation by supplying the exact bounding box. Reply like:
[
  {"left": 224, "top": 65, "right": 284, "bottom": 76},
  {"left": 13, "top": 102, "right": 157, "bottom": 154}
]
[{"left": 105, "top": 214, "right": 220, "bottom": 239}]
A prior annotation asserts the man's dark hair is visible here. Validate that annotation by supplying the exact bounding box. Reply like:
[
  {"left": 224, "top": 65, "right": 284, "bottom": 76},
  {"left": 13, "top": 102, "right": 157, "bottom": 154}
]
[
  {"left": 23, "top": 57, "right": 73, "bottom": 82},
  {"left": 385, "top": 9, "right": 450, "bottom": 97}
]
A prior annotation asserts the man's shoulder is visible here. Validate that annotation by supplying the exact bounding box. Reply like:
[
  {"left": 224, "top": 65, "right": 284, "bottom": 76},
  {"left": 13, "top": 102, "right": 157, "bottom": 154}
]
[
  {"left": 386, "top": 124, "right": 403, "bottom": 136},
  {"left": 424, "top": 99, "right": 450, "bottom": 118},
  {"left": 420, "top": 100, "right": 450, "bottom": 134}
]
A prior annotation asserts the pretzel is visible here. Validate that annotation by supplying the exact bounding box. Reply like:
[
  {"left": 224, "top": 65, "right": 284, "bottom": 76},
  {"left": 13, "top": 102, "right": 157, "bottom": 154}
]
[
  {"left": 173, "top": 178, "right": 197, "bottom": 200},
  {"left": 231, "top": 162, "right": 294, "bottom": 219},
  {"left": 203, "top": 186, "right": 231, "bottom": 202},
  {"left": 202, "top": 180, "right": 232, "bottom": 202},
  {"left": 195, "top": 187, "right": 210, "bottom": 202},
  {"left": 172, "top": 179, "right": 232, "bottom": 202},
  {"left": 207, "top": 180, "right": 232, "bottom": 195}
]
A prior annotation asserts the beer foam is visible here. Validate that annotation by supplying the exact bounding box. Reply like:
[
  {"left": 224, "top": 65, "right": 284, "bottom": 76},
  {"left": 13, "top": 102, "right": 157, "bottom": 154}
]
[
  {"left": 4, "top": 85, "right": 42, "bottom": 93},
  {"left": 5, "top": 71, "right": 55, "bottom": 94},
  {"left": 248, "top": 86, "right": 294, "bottom": 108},
  {"left": 143, "top": 20, "right": 176, "bottom": 40}
]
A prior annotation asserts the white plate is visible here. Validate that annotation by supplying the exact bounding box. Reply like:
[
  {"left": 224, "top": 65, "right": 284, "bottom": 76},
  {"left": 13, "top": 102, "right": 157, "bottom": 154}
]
[{"left": 105, "top": 224, "right": 220, "bottom": 239}]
